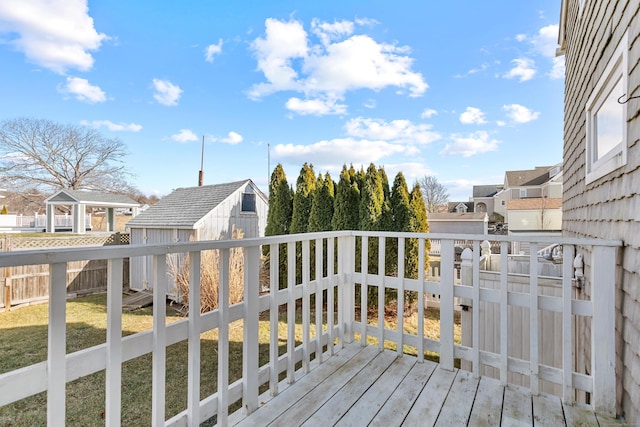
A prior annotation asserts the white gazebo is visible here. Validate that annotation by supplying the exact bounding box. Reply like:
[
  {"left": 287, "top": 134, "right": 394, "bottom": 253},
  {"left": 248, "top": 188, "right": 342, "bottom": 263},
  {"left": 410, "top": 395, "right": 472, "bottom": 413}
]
[{"left": 44, "top": 190, "right": 140, "bottom": 234}]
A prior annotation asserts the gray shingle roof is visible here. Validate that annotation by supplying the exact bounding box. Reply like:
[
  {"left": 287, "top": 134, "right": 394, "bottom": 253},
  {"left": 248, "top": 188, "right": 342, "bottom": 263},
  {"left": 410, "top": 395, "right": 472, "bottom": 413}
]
[
  {"left": 473, "top": 185, "right": 502, "bottom": 198},
  {"left": 47, "top": 189, "right": 140, "bottom": 206},
  {"left": 505, "top": 167, "right": 552, "bottom": 187},
  {"left": 126, "top": 180, "right": 251, "bottom": 229}
]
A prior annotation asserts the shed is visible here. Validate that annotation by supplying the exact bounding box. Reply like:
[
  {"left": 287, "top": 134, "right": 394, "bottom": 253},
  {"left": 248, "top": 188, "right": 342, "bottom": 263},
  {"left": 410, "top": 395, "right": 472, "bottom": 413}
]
[
  {"left": 428, "top": 212, "right": 488, "bottom": 235},
  {"left": 45, "top": 190, "right": 141, "bottom": 234},
  {"left": 126, "top": 179, "right": 268, "bottom": 292}
]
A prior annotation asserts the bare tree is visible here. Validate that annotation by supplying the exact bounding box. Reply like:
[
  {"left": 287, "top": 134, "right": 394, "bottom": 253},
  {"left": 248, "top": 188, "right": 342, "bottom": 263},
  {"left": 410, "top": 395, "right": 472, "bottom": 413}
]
[
  {"left": 418, "top": 175, "right": 449, "bottom": 213},
  {"left": 0, "top": 117, "right": 135, "bottom": 196}
]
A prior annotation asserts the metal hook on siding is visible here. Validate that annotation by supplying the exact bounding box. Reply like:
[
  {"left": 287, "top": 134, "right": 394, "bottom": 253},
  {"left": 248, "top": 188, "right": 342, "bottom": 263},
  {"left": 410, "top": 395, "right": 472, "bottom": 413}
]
[{"left": 618, "top": 94, "right": 640, "bottom": 104}]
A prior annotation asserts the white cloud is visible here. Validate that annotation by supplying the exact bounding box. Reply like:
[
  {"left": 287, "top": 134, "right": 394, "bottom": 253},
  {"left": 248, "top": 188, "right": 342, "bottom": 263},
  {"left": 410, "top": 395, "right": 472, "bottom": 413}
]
[
  {"left": 363, "top": 99, "right": 376, "bottom": 109},
  {"left": 496, "top": 120, "right": 506, "bottom": 127},
  {"left": 171, "top": 129, "right": 198, "bottom": 143},
  {"left": 345, "top": 117, "right": 441, "bottom": 144},
  {"left": 311, "top": 18, "right": 354, "bottom": 46},
  {"left": 249, "top": 18, "right": 427, "bottom": 114},
  {"left": 285, "top": 97, "right": 347, "bottom": 116},
  {"left": 421, "top": 108, "right": 437, "bottom": 119},
  {"left": 503, "top": 58, "right": 536, "bottom": 82},
  {"left": 440, "top": 131, "right": 499, "bottom": 157},
  {"left": 204, "top": 39, "right": 223, "bottom": 62},
  {"left": 0, "top": 0, "right": 107, "bottom": 73},
  {"left": 272, "top": 137, "right": 413, "bottom": 168},
  {"left": 152, "top": 78, "right": 182, "bottom": 106},
  {"left": 58, "top": 76, "right": 106, "bottom": 103},
  {"left": 80, "top": 120, "right": 142, "bottom": 132},
  {"left": 221, "top": 131, "right": 243, "bottom": 144},
  {"left": 380, "top": 162, "right": 436, "bottom": 182},
  {"left": 503, "top": 104, "right": 540, "bottom": 123},
  {"left": 459, "top": 107, "right": 487, "bottom": 125},
  {"left": 531, "top": 25, "right": 559, "bottom": 58},
  {"left": 549, "top": 56, "right": 565, "bottom": 79},
  {"left": 515, "top": 34, "right": 527, "bottom": 42}
]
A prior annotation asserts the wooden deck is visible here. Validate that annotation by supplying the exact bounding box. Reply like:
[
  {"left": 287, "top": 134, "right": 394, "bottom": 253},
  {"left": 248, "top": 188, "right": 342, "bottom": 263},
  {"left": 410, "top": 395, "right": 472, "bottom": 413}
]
[{"left": 232, "top": 343, "right": 622, "bottom": 427}]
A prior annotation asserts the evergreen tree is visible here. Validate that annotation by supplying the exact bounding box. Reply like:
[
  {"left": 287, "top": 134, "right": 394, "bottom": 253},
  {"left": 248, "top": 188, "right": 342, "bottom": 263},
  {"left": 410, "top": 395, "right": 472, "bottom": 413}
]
[
  {"left": 309, "top": 172, "right": 334, "bottom": 232},
  {"left": 378, "top": 167, "right": 392, "bottom": 233},
  {"left": 265, "top": 164, "right": 292, "bottom": 237},
  {"left": 290, "top": 163, "right": 316, "bottom": 234},
  {"left": 358, "top": 163, "right": 384, "bottom": 231},
  {"left": 408, "top": 182, "right": 430, "bottom": 280},
  {"left": 264, "top": 164, "right": 293, "bottom": 288},
  {"left": 332, "top": 165, "right": 360, "bottom": 230},
  {"left": 387, "top": 172, "right": 411, "bottom": 275}
]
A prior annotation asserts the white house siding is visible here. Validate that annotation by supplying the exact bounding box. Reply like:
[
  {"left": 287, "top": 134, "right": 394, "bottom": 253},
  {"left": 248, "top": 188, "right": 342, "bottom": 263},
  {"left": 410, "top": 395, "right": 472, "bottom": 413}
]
[
  {"left": 196, "top": 182, "right": 268, "bottom": 239},
  {"left": 561, "top": 0, "right": 640, "bottom": 422},
  {"left": 508, "top": 209, "right": 562, "bottom": 232},
  {"left": 129, "top": 227, "right": 195, "bottom": 291}
]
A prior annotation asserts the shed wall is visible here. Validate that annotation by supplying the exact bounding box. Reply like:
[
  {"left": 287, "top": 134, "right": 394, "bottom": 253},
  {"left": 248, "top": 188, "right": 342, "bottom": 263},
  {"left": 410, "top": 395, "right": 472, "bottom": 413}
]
[{"left": 561, "top": 0, "right": 640, "bottom": 421}]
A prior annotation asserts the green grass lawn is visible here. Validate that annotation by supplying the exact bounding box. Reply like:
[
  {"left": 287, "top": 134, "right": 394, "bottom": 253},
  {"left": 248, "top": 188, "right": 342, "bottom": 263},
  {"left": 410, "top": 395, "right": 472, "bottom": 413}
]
[{"left": 0, "top": 294, "right": 459, "bottom": 426}]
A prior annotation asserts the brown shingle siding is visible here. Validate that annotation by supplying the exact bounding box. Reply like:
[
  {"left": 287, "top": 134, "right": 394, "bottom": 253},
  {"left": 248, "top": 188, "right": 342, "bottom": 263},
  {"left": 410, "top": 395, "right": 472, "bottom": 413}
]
[{"left": 562, "top": 0, "right": 640, "bottom": 421}]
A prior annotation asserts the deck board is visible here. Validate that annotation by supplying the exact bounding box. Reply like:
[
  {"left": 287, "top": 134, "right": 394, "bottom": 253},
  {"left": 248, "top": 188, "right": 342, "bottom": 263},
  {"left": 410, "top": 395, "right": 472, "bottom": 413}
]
[
  {"left": 434, "top": 370, "right": 480, "bottom": 427},
  {"left": 334, "top": 354, "right": 415, "bottom": 427},
  {"left": 233, "top": 342, "right": 611, "bottom": 427},
  {"left": 402, "top": 365, "right": 458, "bottom": 425},
  {"left": 369, "top": 359, "right": 437, "bottom": 426}
]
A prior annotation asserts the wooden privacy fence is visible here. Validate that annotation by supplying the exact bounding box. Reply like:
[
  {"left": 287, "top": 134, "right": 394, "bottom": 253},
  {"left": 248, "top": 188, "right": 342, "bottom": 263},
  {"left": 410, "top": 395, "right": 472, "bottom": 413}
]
[{"left": 0, "top": 233, "right": 130, "bottom": 310}]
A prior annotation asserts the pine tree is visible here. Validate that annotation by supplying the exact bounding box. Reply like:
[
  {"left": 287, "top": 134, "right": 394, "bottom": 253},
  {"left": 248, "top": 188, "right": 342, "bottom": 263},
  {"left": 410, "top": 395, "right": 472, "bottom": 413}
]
[
  {"left": 332, "top": 165, "right": 360, "bottom": 231},
  {"left": 387, "top": 172, "right": 411, "bottom": 275},
  {"left": 265, "top": 164, "right": 292, "bottom": 237},
  {"left": 309, "top": 172, "right": 334, "bottom": 232},
  {"left": 290, "top": 163, "right": 316, "bottom": 234},
  {"left": 408, "top": 182, "right": 430, "bottom": 280},
  {"left": 358, "top": 163, "right": 384, "bottom": 231},
  {"left": 264, "top": 164, "right": 293, "bottom": 288}
]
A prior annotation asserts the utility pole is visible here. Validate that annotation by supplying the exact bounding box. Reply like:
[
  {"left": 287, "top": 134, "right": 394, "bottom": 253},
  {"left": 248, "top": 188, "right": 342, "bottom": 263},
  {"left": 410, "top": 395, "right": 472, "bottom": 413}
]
[{"left": 198, "top": 135, "right": 204, "bottom": 186}]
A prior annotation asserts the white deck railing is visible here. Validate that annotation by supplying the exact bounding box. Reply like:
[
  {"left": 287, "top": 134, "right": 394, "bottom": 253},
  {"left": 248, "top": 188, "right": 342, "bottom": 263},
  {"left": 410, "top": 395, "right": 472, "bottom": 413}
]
[
  {"left": 0, "top": 213, "right": 92, "bottom": 229},
  {"left": 0, "top": 231, "right": 621, "bottom": 425}
]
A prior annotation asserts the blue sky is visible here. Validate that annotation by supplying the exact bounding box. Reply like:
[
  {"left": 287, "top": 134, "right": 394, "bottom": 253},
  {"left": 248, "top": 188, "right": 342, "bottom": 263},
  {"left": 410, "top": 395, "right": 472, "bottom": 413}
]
[{"left": 0, "top": 1, "right": 564, "bottom": 201}]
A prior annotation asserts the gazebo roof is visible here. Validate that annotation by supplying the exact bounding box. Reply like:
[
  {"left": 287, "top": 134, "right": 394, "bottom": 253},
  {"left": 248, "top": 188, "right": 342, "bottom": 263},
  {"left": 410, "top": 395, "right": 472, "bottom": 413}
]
[{"left": 45, "top": 189, "right": 140, "bottom": 208}]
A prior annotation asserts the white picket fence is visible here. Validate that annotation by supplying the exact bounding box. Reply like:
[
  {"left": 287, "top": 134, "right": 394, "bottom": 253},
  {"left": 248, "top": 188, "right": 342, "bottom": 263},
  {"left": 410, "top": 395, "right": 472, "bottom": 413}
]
[{"left": 0, "top": 231, "right": 621, "bottom": 425}]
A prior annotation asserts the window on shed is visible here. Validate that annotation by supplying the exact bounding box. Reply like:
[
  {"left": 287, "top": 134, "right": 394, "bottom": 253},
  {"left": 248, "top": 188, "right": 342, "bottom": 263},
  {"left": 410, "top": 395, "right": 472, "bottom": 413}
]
[
  {"left": 585, "top": 31, "right": 628, "bottom": 184},
  {"left": 242, "top": 193, "right": 256, "bottom": 212}
]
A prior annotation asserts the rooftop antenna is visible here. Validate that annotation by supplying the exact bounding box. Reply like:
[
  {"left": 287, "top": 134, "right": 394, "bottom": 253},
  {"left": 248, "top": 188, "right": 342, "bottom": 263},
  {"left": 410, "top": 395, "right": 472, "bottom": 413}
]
[{"left": 198, "top": 135, "right": 204, "bottom": 186}]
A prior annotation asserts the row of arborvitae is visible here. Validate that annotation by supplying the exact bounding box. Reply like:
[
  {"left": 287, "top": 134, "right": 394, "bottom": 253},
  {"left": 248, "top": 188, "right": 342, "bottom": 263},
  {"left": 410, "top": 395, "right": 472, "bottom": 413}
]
[{"left": 265, "top": 162, "right": 430, "bottom": 308}]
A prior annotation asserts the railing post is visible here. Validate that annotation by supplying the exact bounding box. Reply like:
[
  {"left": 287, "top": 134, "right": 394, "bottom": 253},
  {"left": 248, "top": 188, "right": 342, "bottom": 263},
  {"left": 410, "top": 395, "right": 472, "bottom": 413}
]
[
  {"left": 243, "top": 246, "right": 260, "bottom": 414},
  {"left": 105, "top": 258, "right": 123, "bottom": 427},
  {"left": 338, "top": 234, "right": 355, "bottom": 345},
  {"left": 48, "top": 262, "right": 67, "bottom": 426},
  {"left": 151, "top": 254, "right": 167, "bottom": 426},
  {"left": 187, "top": 251, "right": 201, "bottom": 426},
  {"left": 218, "top": 249, "right": 230, "bottom": 423},
  {"left": 590, "top": 245, "right": 617, "bottom": 416},
  {"left": 440, "top": 239, "right": 454, "bottom": 370},
  {"left": 460, "top": 248, "right": 473, "bottom": 373}
]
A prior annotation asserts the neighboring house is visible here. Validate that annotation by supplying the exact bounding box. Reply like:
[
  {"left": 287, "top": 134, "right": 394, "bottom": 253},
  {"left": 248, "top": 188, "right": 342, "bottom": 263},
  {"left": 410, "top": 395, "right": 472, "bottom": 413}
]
[
  {"left": 44, "top": 189, "right": 141, "bottom": 233},
  {"left": 126, "top": 179, "right": 268, "bottom": 292},
  {"left": 472, "top": 185, "right": 502, "bottom": 223},
  {"left": 558, "top": 0, "right": 639, "bottom": 423},
  {"left": 506, "top": 197, "right": 562, "bottom": 236},
  {"left": 488, "top": 165, "right": 563, "bottom": 234},
  {"left": 429, "top": 202, "right": 487, "bottom": 234},
  {"left": 428, "top": 212, "right": 488, "bottom": 235}
]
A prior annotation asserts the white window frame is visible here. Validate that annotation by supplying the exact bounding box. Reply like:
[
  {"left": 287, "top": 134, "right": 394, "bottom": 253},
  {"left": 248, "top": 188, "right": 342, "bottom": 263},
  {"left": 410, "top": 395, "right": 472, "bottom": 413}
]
[
  {"left": 519, "top": 189, "right": 527, "bottom": 198},
  {"left": 585, "top": 31, "right": 628, "bottom": 184}
]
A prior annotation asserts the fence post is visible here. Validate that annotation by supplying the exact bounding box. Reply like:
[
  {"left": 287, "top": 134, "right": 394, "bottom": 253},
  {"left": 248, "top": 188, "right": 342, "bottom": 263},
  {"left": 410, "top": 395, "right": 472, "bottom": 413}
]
[
  {"left": 338, "top": 234, "right": 355, "bottom": 345},
  {"left": 460, "top": 248, "right": 473, "bottom": 372},
  {"left": 590, "top": 245, "right": 616, "bottom": 416}
]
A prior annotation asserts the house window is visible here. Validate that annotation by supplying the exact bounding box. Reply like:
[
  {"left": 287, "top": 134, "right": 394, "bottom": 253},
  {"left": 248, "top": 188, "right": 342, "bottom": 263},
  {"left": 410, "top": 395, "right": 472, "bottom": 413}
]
[
  {"left": 241, "top": 193, "right": 256, "bottom": 212},
  {"left": 519, "top": 189, "right": 527, "bottom": 198},
  {"left": 585, "top": 31, "right": 628, "bottom": 184}
]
